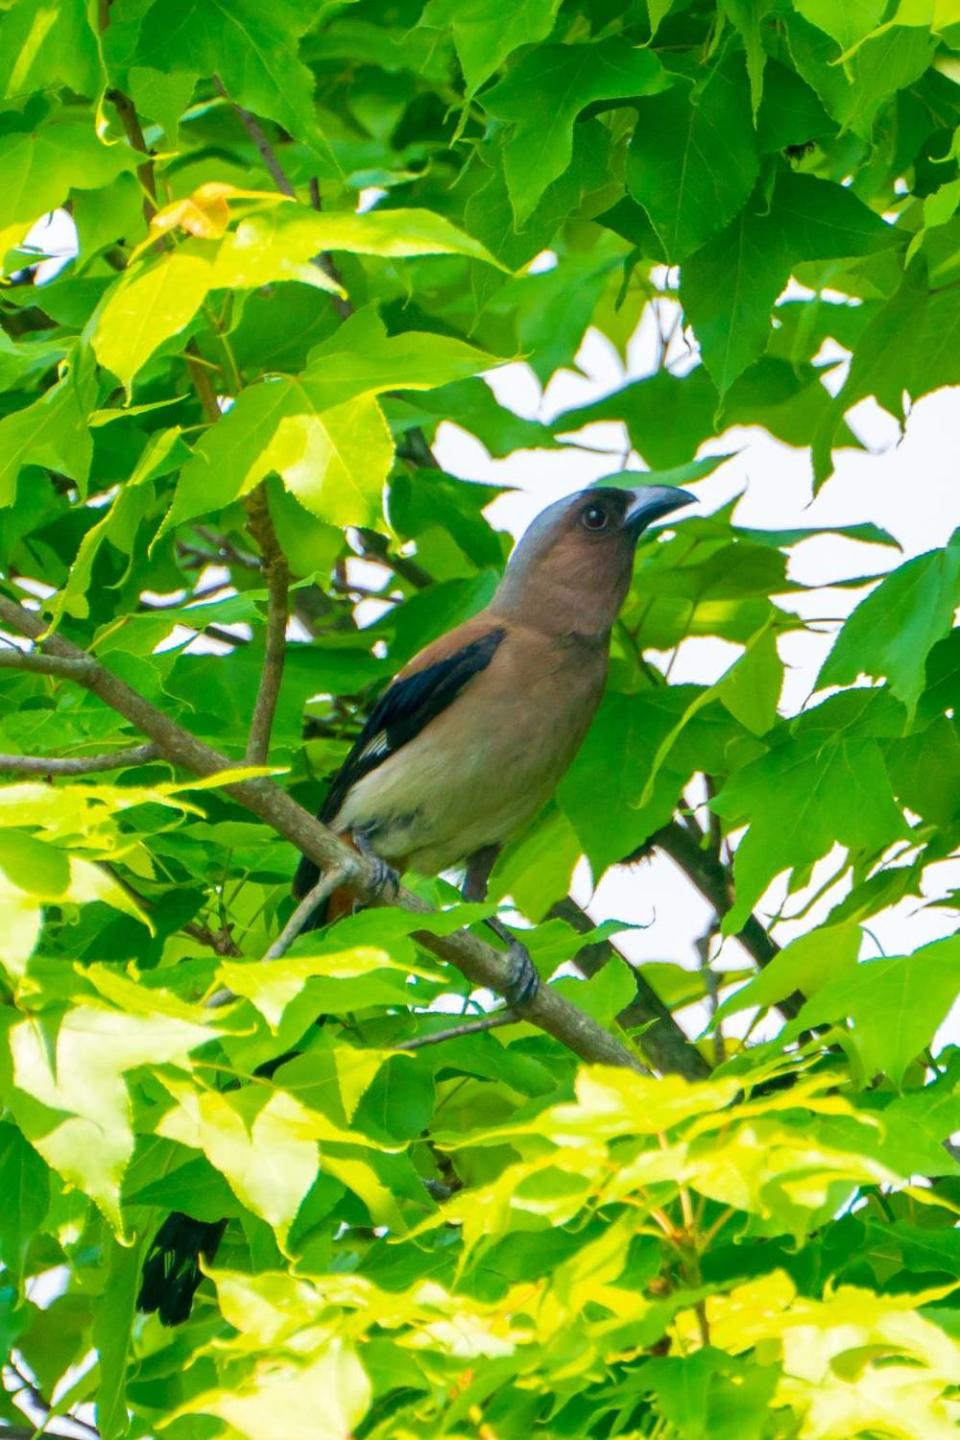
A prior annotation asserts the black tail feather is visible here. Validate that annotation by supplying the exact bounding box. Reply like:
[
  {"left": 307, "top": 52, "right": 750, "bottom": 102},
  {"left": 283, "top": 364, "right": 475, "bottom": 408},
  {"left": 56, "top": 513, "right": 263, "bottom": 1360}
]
[
  {"left": 137, "top": 1212, "right": 227, "bottom": 1326},
  {"left": 292, "top": 853, "right": 328, "bottom": 930}
]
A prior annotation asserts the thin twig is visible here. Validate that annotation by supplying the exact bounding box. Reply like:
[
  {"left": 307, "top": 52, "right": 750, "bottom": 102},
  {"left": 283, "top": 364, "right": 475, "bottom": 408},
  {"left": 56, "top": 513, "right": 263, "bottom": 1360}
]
[
  {"left": 213, "top": 77, "right": 351, "bottom": 315},
  {"left": 306, "top": 174, "right": 350, "bottom": 309},
  {"left": 354, "top": 529, "right": 433, "bottom": 590},
  {"left": 5, "top": 1353, "right": 100, "bottom": 1440},
  {"left": 395, "top": 1012, "right": 520, "bottom": 1050},
  {"left": 653, "top": 819, "right": 777, "bottom": 970},
  {"left": 104, "top": 87, "right": 158, "bottom": 222},
  {"left": 0, "top": 744, "right": 159, "bottom": 775},
  {"left": 183, "top": 920, "right": 242, "bottom": 957},
  {"left": 185, "top": 344, "right": 221, "bottom": 423},
  {"left": 265, "top": 865, "right": 353, "bottom": 961},
  {"left": 212, "top": 76, "right": 295, "bottom": 196},
  {"left": 194, "top": 529, "right": 261, "bottom": 569},
  {"left": 0, "top": 596, "right": 643, "bottom": 1071},
  {"left": 243, "top": 486, "right": 289, "bottom": 765}
]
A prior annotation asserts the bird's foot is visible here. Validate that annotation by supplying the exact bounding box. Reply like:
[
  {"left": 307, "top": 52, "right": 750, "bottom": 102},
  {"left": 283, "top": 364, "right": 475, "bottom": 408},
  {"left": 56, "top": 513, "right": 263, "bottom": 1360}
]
[
  {"left": 504, "top": 939, "right": 539, "bottom": 1008},
  {"left": 485, "top": 916, "right": 539, "bottom": 1008},
  {"left": 353, "top": 831, "right": 400, "bottom": 902},
  {"left": 370, "top": 855, "right": 400, "bottom": 902}
]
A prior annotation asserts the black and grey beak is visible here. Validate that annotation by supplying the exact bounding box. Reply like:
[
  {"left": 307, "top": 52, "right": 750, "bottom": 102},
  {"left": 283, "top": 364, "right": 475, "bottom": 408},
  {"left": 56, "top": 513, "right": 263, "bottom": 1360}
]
[{"left": 625, "top": 485, "right": 696, "bottom": 534}]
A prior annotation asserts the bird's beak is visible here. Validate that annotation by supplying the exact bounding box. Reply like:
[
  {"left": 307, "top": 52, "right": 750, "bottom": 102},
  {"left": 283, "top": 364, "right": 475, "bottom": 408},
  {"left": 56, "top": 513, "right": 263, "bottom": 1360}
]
[{"left": 624, "top": 485, "right": 696, "bottom": 534}]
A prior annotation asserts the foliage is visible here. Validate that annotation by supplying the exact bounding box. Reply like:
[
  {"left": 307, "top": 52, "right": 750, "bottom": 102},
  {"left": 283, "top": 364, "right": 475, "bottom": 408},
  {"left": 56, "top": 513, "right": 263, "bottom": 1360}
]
[{"left": 0, "top": 1, "right": 959, "bottom": 1437}]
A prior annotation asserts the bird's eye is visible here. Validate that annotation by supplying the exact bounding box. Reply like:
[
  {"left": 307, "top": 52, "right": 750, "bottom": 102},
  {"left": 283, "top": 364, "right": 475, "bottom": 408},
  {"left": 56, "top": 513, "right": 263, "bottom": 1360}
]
[{"left": 581, "top": 503, "right": 609, "bottom": 532}]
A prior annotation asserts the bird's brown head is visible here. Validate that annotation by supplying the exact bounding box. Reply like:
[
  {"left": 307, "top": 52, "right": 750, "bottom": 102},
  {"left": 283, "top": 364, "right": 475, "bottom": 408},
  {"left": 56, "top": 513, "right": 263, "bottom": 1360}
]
[{"left": 490, "top": 484, "right": 695, "bottom": 638}]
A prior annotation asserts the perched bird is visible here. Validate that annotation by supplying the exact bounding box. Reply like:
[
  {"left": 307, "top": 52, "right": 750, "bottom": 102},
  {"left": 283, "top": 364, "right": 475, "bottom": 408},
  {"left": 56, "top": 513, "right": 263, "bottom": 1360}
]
[
  {"left": 293, "top": 482, "right": 695, "bottom": 1000},
  {"left": 138, "top": 481, "right": 693, "bottom": 1327}
]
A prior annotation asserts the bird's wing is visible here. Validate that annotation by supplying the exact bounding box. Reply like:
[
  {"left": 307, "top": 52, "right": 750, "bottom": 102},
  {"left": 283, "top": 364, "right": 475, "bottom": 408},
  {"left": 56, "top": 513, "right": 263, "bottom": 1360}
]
[{"left": 320, "top": 622, "right": 507, "bottom": 824}]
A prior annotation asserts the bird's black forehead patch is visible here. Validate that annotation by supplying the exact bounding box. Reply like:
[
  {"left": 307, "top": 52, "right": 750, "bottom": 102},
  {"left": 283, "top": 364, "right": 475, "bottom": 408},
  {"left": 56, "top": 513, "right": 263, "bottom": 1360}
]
[{"left": 580, "top": 487, "right": 631, "bottom": 514}]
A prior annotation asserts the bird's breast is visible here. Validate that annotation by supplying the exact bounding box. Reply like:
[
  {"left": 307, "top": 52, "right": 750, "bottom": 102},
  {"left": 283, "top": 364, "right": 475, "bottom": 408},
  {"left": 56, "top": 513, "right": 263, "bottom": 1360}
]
[{"left": 333, "top": 630, "right": 607, "bottom": 875}]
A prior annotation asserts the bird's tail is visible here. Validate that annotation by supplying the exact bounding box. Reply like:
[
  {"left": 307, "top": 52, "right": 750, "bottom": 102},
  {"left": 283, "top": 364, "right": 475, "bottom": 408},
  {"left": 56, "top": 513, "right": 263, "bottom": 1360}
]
[{"left": 137, "top": 1213, "right": 227, "bottom": 1326}]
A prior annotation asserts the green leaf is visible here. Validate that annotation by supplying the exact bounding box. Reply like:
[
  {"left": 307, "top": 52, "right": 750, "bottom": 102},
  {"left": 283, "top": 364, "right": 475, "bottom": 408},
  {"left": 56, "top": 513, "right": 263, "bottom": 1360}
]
[
  {"left": 217, "top": 944, "right": 430, "bottom": 1030},
  {"left": 48, "top": 481, "right": 153, "bottom": 625},
  {"left": 91, "top": 251, "right": 214, "bottom": 396},
  {"left": 174, "top": 1336, "right": 371, "bottom": 1440},
  {"left": 0, "top": 365, "right": 93, "bottom": 507},
  {"left": 161, "top": 319, "right": 498, "bottom": 532},
  {"left": 714, "top": 923, "right": 861, "bottom": 1022},
  {"left": 813, "top": 280, "right": 960, "bottom": 487},
  {"left": 135, "top": 0, "right": 327, "bottom": 155},
  {"left": 93, "top": 208, "right": 500, "bottom": 390},
  {"left": 483, "top": 39, "right": 670, "bottom": 224},
  {"left": 0, "top": 116, "right": 134, "bottom": 257},
  {"left": 0, "top": 1122, "right": 48, "bottom": 1281},
  {"left": 155, "top": 1079, "right": 381, "bottom": 1242},
  {"left": 0, "top": 0, "right": 99, "bottom": 99},
  {"left": 420, "top": 0, "right": 562, "bottom": 94},
  {"left": 791, "top": 937, "right": 960, "bottom": 1086},
  {"left": 715, "top": 625, "right": 782, "bottom": 735},
  {"left": 681, "top": 168, "right": 900, "bottom": 394},
  {"left": 647, "top": 0, "right": 675, "bottom": 35},
  {"left": 721, "top": 0, "right": 771, "bottom": 116},
  {"left": 553, "top": 955, "right": 638, "bottom": 1025},
  {"left": 787, "top": 11, "right": 936, "bottom": 138},
  {"left": 818, "top": 538, "right": 960, "bottom": 719},
  {"left": 93, "top": 1234, "right": 143, "bottom": 1440},
  {"left": 644, "top": 1348, "right": 778, "bottom": 1440},
  {"left": 793, "top": 0, "right": 887, "bottom": 51},
  {"left": 712, "top": 732, "right": 907, "bottom": 932},
  {"left": 626, "top": 56, "right": 758, "bottom": 262},
  {"left": 5, "top": 1005, "right": 217, "bottom": 1227}
]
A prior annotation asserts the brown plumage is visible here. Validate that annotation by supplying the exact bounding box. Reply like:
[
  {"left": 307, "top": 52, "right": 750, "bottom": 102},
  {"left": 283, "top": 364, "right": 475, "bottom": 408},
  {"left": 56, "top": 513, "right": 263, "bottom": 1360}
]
[{"left": 295, "top": 483, "right": 694, "bottom": 915}]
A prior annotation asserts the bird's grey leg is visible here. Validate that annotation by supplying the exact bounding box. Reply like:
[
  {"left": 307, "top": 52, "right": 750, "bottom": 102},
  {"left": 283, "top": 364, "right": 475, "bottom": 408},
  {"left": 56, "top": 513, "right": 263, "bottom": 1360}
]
[
  {"left": 462, "top": 844, "right": 499, "bottom": 902},
  {"left": 462, "top": 847, "right": 540, "bottom": 1008},
  {"left": 353, "top": 828, "right": 400, "bottom": 902}
]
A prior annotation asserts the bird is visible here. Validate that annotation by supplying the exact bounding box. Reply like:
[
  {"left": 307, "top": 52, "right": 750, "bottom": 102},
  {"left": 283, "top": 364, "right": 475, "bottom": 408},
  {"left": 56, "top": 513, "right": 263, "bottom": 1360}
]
[
  {"left": 138, "top": 481, "right": 694, "bottom": 1326},
  {"left": 292, "top": 482, "right": 696, "bottom": 1001}
]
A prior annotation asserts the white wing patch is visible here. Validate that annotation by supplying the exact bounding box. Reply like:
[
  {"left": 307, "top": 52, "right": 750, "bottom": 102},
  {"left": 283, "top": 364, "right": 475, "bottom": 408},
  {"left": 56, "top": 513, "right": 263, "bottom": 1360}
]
[{"left": 358, "top": 731, "right": 391, "bottom": 763}]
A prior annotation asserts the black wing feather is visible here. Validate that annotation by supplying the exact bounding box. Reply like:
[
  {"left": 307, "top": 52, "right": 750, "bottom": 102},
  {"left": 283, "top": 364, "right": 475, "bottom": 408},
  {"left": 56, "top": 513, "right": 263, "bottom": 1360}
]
[
  {"left": 321, "top": 626, "right": 506, "bottom": 823},
  {"left": 293, "top": 626, "right": 505, "bottom": 899}
]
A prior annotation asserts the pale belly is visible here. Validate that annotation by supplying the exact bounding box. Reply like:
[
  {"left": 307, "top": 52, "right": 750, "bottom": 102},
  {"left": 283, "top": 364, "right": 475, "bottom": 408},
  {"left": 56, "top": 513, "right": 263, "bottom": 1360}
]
[{"left": 332, "top": 660, "right": 602, "bottom": 874}]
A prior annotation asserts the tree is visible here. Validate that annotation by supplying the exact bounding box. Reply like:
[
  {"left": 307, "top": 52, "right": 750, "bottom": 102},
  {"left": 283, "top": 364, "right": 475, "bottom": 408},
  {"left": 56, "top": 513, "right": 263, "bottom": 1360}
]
[{"left": 0, "top": 0, "right": 959, "bottom": 1435}]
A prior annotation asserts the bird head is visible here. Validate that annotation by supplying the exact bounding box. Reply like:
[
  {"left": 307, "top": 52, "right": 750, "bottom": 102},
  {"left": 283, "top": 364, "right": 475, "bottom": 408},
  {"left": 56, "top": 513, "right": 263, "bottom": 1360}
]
[{"left": 491, "top": 485, "right": 695, "bottom": 638}]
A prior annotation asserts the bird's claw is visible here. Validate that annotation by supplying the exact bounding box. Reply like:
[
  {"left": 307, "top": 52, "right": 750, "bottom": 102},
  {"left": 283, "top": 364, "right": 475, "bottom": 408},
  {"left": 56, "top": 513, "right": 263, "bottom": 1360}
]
[
  {"left": 352, "top": 830, "right": 400, "bottom": 902},
  {"left": 369, "top": 854, "right": 400, "bottom": 902},
  {"left": 504, "top": 939, "right": 539, "bottom": 1009}
]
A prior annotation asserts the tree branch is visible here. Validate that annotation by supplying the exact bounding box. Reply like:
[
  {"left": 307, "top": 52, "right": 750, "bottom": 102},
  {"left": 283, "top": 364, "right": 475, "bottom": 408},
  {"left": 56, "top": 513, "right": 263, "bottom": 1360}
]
[
  {"left": 0, "top": 744, "right": 159, "bottom": 775},
  {"left": 549, "top": 896, "right": 710, "bottom": 1079},
  {"left": 242, "top": 486, "right": 289, "bottom": 765},
  {"left": 0, "top": 650, "right": 97, "bottom": 680},
  {"left": 0, "top": 595, "right": 643, "bottom": 1072}
]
